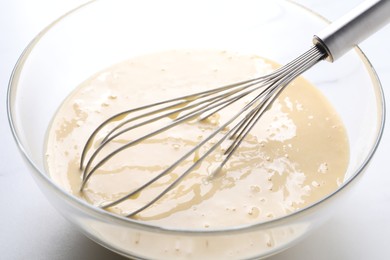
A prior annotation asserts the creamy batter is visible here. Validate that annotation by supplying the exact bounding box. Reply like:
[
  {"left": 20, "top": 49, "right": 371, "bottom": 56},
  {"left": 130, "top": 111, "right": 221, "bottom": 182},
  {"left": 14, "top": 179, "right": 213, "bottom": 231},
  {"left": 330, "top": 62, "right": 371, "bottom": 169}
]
[{"left": 45, "top": 49, "right": 349, "bottom": 229}]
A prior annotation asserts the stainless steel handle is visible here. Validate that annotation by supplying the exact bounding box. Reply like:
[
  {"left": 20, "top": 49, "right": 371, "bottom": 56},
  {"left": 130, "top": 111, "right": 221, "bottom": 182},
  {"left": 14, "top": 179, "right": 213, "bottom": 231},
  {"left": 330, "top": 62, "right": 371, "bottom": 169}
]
[{"left": 313, "top": 0, "right": 390, "bottom": 62}]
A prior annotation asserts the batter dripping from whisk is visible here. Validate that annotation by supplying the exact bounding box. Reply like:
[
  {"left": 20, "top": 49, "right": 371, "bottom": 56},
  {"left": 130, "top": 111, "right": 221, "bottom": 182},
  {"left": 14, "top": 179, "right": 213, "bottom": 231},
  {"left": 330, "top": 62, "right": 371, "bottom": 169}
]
[{"left": 45, "top": 49, "right": 349, "bottom": 228}]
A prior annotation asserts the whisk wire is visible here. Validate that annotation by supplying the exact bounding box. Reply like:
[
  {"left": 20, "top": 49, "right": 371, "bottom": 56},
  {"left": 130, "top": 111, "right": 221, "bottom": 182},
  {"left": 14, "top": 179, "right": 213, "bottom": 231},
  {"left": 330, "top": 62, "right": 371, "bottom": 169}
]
[
  {"left": 81, "top": 78, "right": 271, "bottom": 185},
  {"left": 80, "top": 46, "right": 326, "bottom": 216},
  {"left": 79, "top": 78, "right": 260, "bottom": 168},
  {"left": 223, "top": 47, "right": 325, "bottom": 163}
]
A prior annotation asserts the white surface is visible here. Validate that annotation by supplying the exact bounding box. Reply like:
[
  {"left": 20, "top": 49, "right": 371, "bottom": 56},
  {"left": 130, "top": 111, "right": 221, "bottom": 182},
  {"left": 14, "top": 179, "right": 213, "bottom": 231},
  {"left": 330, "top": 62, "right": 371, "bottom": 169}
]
[{"left": 0, "top": 0, "right": 389, "bottom": 259}]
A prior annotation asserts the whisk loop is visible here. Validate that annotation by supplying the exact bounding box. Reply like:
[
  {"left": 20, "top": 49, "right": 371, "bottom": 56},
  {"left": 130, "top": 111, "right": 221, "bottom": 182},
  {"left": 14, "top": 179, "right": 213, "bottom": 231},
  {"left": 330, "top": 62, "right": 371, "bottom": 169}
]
[{"left": 79, "top": 46, "right": 325, "bottom": 216}]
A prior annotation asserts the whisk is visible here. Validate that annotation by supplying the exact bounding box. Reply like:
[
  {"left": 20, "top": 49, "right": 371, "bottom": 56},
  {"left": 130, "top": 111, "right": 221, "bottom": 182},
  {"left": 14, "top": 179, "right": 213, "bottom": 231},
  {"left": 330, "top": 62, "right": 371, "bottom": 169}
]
[{"left": 80, "top": 0, "right": 390, "bottom": 217}]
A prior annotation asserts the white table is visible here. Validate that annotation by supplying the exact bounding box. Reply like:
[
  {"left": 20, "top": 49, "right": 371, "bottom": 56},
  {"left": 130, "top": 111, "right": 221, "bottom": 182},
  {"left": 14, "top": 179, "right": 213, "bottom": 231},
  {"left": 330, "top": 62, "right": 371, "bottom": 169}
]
[{"left": 1, "top": 0, "right": 389, "bottom": 259}]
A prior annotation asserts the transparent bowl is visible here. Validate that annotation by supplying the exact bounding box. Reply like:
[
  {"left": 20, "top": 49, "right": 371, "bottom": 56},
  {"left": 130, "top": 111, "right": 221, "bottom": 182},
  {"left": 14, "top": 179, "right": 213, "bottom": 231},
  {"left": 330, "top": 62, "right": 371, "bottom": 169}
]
[{"left": 7, "top": 0, "right": 384, "bottom": 259}]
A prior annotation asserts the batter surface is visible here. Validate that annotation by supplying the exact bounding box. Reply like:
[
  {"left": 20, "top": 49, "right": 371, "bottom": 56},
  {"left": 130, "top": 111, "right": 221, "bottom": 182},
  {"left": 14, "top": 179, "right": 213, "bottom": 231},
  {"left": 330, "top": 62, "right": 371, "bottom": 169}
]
[{"left": 45, "top": 50, "right": 349, "bottom": 229}]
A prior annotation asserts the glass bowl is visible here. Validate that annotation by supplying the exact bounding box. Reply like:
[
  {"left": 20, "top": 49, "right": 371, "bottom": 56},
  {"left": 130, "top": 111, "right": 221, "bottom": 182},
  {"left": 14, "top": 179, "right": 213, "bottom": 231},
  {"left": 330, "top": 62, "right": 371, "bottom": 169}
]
[{"left": 7, "top": 0, "right": 384, "bottom": 259}]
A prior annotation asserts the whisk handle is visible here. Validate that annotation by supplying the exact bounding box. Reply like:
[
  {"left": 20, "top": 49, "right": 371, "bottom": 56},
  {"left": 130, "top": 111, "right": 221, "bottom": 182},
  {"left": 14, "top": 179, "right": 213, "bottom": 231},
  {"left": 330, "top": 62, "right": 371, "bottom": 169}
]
[{"left": 313, "top": 0, "right": 390, "bottom": 62}]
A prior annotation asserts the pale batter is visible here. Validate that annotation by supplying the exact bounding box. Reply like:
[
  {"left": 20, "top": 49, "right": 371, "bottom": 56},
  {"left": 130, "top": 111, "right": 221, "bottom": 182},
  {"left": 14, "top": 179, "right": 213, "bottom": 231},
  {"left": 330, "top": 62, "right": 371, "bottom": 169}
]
[{"left": 45, "top": 49, "right": 349, "bottom": 229}]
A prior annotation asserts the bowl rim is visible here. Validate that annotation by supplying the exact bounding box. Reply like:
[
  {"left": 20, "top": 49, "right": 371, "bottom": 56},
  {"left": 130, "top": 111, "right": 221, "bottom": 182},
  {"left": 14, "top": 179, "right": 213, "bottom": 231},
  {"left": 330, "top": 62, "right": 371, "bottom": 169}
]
[{"left": 6, "top": 0, "right": 386, "bottom": 235}]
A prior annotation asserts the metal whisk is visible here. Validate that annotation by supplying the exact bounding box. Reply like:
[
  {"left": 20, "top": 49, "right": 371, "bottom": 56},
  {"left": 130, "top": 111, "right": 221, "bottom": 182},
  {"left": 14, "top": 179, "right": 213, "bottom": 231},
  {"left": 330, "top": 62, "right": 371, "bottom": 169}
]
[{"left": 79, "top": 0, "right": 389, "bottom": 217}]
